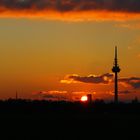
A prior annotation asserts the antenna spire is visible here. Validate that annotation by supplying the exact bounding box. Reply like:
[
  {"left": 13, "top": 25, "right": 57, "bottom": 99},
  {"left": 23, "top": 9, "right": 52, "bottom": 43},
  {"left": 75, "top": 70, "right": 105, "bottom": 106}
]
[
  {"left": 115, "top": 46, "right": 117, "bottom": 57},
  {"left": 115, "top": 46, "right": 117, "bottom": 59}
]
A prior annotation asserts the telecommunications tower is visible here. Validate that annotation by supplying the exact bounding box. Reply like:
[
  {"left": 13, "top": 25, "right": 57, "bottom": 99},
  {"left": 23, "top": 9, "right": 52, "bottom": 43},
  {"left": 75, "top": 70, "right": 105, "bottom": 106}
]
[{"left": 112, "top": 46, "right": 121, "bottom": 103}]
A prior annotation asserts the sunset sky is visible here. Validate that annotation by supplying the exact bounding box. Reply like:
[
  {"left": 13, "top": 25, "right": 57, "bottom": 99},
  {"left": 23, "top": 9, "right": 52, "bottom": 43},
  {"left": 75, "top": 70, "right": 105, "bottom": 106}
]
[{"left": 1, "top": 0, "right": 140, "bottom": 102}]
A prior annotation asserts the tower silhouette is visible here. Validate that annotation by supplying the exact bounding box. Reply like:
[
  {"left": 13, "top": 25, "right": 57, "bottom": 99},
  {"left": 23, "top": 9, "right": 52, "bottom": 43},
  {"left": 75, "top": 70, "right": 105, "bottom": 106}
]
[
  {"left": 112, "top": 46, "right": 121, "bottom": 103},
  {"left": 16, "top": 91, "right": 18, "bottom": 100}
]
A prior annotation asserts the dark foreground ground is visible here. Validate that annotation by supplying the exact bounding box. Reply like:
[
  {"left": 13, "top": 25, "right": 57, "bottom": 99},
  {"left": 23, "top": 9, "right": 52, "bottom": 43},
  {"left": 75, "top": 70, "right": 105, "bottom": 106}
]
[{"left": 0, "top": 99, "right": 140, "bottom": 139}]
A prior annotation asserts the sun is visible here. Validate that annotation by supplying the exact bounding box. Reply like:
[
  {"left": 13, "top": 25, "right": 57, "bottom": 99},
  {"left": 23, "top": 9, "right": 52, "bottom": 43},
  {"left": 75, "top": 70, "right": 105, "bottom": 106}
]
[{"left": 80, "top": 96, "right": 88, "bottom": 102}]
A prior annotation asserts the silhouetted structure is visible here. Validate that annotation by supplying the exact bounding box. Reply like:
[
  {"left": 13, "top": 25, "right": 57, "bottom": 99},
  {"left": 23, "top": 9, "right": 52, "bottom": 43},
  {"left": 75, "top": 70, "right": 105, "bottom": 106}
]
[
  {"left": 87, "top": 94, "right": 92, "bottom": 103},
  {"left": 112, "top": 46, "right": 121, "bottom": 103},
  {"left": 16, "top": 91, "right": 18, "bottom": 100},
  {"left": 132, "top": 96, "right": 139, "bottom": 104}
]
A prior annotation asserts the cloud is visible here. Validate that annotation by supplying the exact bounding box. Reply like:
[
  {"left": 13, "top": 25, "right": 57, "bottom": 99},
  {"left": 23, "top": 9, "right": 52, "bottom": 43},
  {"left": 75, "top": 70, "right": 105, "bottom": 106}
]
[
  {"left": 60, "top": 73, "right": 113, "bottom": 84},
  {"left": 116, "top": 23, "right": 140, "bottom": 29},
  {"left": 34, "top": 90, "right": 68, "bottom": 100},
  {"left": 45, "top": 90, "right": 67, "bottom": 94},
  {"left": 61, "top": 73, "right": 140, "bottom": 89},
  {"left": 33, "top": 90, "right": 95, "bottom": 101},
  {"left": 119, "top": 77, "right": 140, "bottom": 89},
  {"left": 1, "top": 0, "right": 140, "bottom": 13},
  {"left": 72, "top": 91, "right": 96, "bottom": 95},
  {"left": 119, "top": 90, "right": 134, "bottom": 94},
  {"left": 1, "top": 0, "right": 140, "bottom": 21},
  {"left": 108, "top": 90, "right": 135, "bottom": 95}
]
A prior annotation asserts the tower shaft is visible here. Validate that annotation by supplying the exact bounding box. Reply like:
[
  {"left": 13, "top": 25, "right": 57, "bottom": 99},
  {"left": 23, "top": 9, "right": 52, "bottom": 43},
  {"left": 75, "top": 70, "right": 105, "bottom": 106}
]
[{"left": 114, "top": 72, "right": 118, "bottom": 103}]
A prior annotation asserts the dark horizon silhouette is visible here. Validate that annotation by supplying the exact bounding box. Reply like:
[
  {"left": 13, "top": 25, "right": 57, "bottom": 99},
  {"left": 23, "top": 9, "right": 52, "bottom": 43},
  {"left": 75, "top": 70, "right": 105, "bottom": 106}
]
[
  {"left": 0, "top": 98, "right": 139, "bottom": 139},
  {"left": 0, "top": 97, "right": 139, "bottom": 114}
]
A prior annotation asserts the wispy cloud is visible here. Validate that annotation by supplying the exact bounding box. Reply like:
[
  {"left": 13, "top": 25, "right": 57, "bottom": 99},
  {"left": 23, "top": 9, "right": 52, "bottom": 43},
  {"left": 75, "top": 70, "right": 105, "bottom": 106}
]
[
  {"left": 72, "top": 91, "right": 96, "bottom": 95},
  {"left": 119, "top": 90, "right": 135, "bottom": 94},
  {"left": 108, "top": 90, "right": 135, "bottom": 96},
  {"left": 33, "top": 90, "right": 68, "bottom": 101},
  {"left": 119, "top": 77, "right": 140, "bottom": 89},
  {"left": 116, "top": 23, "right": 140, "bottom": 29},
  {"left": 33, "top": 90, "right": 95, "bottom": 101},
  {"left": 1, "top": 0, "right": 140, "bottom": 21}
]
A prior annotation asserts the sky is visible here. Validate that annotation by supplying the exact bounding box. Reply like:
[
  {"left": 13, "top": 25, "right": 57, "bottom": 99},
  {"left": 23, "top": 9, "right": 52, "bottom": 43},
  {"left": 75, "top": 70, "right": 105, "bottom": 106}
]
[{"left": 1, "top": 0, "right": 140, "bottom": 102}]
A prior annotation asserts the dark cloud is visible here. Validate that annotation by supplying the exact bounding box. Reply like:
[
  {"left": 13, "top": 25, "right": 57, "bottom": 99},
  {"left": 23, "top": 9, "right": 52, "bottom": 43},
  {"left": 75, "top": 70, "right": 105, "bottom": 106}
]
[
  {"left": 1, "top": 0, "right": 140, "bottom": 21},
  {"left": 42, "top": 94, "right": 67, "bottom": 100},
  {"left": 35, "top": 90, "right": 68, "bottom": 100},
  {"left": 61, "top": 73, "right": 113, "bottom": 84},
  {"left": 0, "top": 0, "right": 140, "bottom": 13},
  {"left": 119, "top": 90, "right": 134, "bottom": 94},
  {"left": 119, "top": 77, "right": 140, "bottom": 89},
  {"left": 61, "top": 74, "right": 140, "bottom": 89}
]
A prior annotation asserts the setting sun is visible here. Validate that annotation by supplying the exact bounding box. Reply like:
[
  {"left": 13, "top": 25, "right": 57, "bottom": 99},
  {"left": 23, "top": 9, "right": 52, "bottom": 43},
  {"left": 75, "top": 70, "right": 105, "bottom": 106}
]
[{"left": 81, "top": 96, "right": 88, "bottom": 102}]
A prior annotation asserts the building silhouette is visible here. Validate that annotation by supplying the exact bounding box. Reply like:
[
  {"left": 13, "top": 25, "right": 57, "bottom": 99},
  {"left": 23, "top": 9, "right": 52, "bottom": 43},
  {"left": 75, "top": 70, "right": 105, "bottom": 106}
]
[
  {"left": 112, "top": 46, "right": 121, "bottom": 103},
  {"left": 16, "top": 91, "right": 18, "bottom": 100},
  {"left": 87, "top": 94, "right": 92, "bottom": 103}
]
